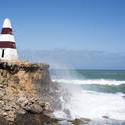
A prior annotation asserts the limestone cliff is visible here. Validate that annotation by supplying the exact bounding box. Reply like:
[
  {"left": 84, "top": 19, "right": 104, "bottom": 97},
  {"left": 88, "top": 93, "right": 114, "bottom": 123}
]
[
  {"left": 0, "top": 60, "right": 53, "bottom": 124},
  {"left": 0, "top": 60, "right": 91, "bottom": 125}
]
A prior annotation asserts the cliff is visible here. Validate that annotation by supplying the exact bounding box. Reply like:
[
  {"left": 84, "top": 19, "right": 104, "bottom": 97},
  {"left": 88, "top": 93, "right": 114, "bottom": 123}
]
[
  {"left": 0, "top": 60, "right": 53, "bottom": 124},
  {"left": 0, "top": 60, "right": 90, "bottom": 125}
]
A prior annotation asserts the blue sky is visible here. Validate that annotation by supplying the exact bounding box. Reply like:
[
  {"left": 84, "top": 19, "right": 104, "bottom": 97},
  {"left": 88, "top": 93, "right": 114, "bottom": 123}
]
[
  {"left": 0, "top": 0, "right": 125, "bottom": 52},
  {"left": 0, "top": 0, "right": 125, "bottom": 69}
]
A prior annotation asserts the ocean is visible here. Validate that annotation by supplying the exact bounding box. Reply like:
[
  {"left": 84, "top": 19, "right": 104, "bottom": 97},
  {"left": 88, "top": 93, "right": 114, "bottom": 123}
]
[{"left": 50, "top": 69, "right": 125, "bottom": 125}]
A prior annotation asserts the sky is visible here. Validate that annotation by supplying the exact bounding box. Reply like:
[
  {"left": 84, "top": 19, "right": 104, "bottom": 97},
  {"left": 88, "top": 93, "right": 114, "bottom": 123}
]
[{"left": 0, "top": 0, "right": 125, "bottom": 69}]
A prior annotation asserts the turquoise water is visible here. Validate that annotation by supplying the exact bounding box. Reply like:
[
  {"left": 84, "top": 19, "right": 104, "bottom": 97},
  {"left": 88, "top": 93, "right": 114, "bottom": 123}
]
[
  {"left": 51, "top": 70, "right": 125, "bottom": 93},
  {"left": 51, "top": 69, "right": 125, "bottom": 80},
  {"left": 75, "top": 70, "right": 125, "bottom": 80}
]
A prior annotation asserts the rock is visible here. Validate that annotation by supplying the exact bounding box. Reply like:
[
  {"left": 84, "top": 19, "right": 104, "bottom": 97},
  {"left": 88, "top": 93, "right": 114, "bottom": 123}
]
[
  {"left": 68, "top": 118, "right": 91, "bottom": 125},
  {"left": 102, "top": 115, "right": 109, "bottom": 119},
  {"left": 4, "top": 106, "right": 11, "bottom": 111},
  {"left": 14, "top": 113, "right": 59, "bottom": 125},
  {"left": 0, "top": 60, "right": 70, "bottom": 125},
  {"left": 29, "top": 104, "right": 43, "bottom": 113},
  {"left": 0, "top": 89, "right": 6, "bottom": 98},
  {"left": 0, "top": 100, "right": 4, "bottom": 105},
  {"left": 3, "top": 112, "right": 8, "bottom": 116},
  {"left": 0, "top": 117, "right": 9, "bottom": 125},
  {"left": 0, "top": 60, "right": 53, "bottom": 124}
]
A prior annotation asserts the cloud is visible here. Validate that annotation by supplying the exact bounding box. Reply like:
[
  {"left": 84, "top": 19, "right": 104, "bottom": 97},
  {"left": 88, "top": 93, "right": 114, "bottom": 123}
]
[{"left": 18, "top": 48, "right": 125, "bottom": 69}]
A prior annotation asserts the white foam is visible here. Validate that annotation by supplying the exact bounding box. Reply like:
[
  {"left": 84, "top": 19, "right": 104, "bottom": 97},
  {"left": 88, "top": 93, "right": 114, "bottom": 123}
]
[
  {"left": 52, "top": 68, "right": 125, "bottom": 121},
  {"left": 54, "top": 89, "right": 125, "bottom": 120},
  {"left": 53, "top": 79, "right": 125, "bottom": 85},
  {"left": 3, "top": 18, "right": 12, "bottom": 28},
  {"left": 53, "top": 78, "right": 125, "bottom": 120}
]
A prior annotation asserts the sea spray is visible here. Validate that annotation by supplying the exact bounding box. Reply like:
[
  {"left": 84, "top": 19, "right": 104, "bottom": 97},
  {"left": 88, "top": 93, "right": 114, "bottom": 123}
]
[{"left": 51, "top": 69, "right": 125, "bottom": 123}]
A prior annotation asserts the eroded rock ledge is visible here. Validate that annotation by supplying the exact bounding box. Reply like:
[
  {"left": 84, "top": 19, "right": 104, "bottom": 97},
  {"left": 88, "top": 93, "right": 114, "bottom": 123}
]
[
  {"left": 0, "top": 60, "right": 52, "bottom": 124},
  {"left": 0, "top": 60, "right": 90, "bottom": 125}
]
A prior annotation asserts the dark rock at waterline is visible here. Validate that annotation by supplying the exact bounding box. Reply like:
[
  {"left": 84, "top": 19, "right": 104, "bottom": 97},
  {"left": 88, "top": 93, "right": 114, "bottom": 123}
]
[
  {"left": 102, "top": 115, "right": 109, "bottom": 119},
  {"left": 14, "top": 113, "right": 59, "bottom": 125},
  {"left": 0, "top": 117, "right": 9, "bottom": 125},
  {"left": 14, "top": 114, "right": 91, "bottom": 125},
  {"left": 68, "top": 118, "right": 91, "bottom": 125}
]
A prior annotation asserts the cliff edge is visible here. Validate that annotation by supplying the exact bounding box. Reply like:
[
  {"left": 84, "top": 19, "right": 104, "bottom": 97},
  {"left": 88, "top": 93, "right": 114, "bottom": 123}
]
[
  {"left": 0, "top": 60, "right": 53, "bottom": 124},
  {"left": 0, "top": 60, "right": 91, "bottom": 125}
]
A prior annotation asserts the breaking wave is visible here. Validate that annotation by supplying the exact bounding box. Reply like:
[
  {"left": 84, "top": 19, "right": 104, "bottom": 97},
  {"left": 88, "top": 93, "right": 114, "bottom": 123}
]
[
  {"left": 53, "top": 79, "right": 125, "bottom": 86},
  {"left": 51, "top": 70, "right": 125, "bottom": 123}
]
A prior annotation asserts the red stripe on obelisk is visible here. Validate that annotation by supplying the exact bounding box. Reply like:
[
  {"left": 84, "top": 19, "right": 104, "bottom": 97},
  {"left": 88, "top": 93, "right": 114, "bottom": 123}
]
[
  {"left": 0, "top": 42, "right": 16, "bottom": 49},
  {"left": 1, "top": 28, "right": 13, "bottom": 35}
]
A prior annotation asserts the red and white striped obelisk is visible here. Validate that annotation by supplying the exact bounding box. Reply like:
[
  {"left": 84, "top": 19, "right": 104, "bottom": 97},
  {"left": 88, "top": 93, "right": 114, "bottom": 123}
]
[{"left": 0, "top": 18, "right": 18, "bottom": 61}]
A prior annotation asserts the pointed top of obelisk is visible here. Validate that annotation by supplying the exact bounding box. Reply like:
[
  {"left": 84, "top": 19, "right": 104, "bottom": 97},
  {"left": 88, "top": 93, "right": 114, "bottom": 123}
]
[{"left": 3, "top": 18, "right": 12, "bottom": 28}]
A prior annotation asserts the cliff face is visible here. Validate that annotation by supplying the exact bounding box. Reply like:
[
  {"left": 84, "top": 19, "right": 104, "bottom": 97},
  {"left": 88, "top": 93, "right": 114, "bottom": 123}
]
[
  {"left": 0, "top": 61, "right": 51, "bottom": 96},
  {"left": 0, "top": 61, "right": 52, "bottom": 123},
  {"left": 0, "top": 61, "right": 91, "bottom": 125}
]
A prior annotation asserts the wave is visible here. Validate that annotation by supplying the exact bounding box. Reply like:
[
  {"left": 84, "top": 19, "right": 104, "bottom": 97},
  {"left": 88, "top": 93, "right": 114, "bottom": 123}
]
[
  {"left": 53, "top": 83, "right": 125, "bottom": 121},
  {"left": 53, "top": 79, "right": 125, "bottom": 86},
  {"left": 53, "top": 89, "right": 125, "bottom": 121},
  {"left": 52, "top": 78, "right": 125, "bottom": 122}
]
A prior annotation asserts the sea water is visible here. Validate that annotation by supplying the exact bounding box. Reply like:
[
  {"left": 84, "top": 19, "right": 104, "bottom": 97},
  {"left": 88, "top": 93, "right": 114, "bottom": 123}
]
[{"left": 50, "top": 70, "right": 125, "bottom": 125}]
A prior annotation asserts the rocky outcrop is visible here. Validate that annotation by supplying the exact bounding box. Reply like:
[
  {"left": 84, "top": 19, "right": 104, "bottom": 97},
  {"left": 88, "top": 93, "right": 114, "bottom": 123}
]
[
  {"left": 0, "top": 60, "right": 90, "bottom": 125},
  {"left": 0, "top": 60, "right": 53, "bottom": 124}
]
